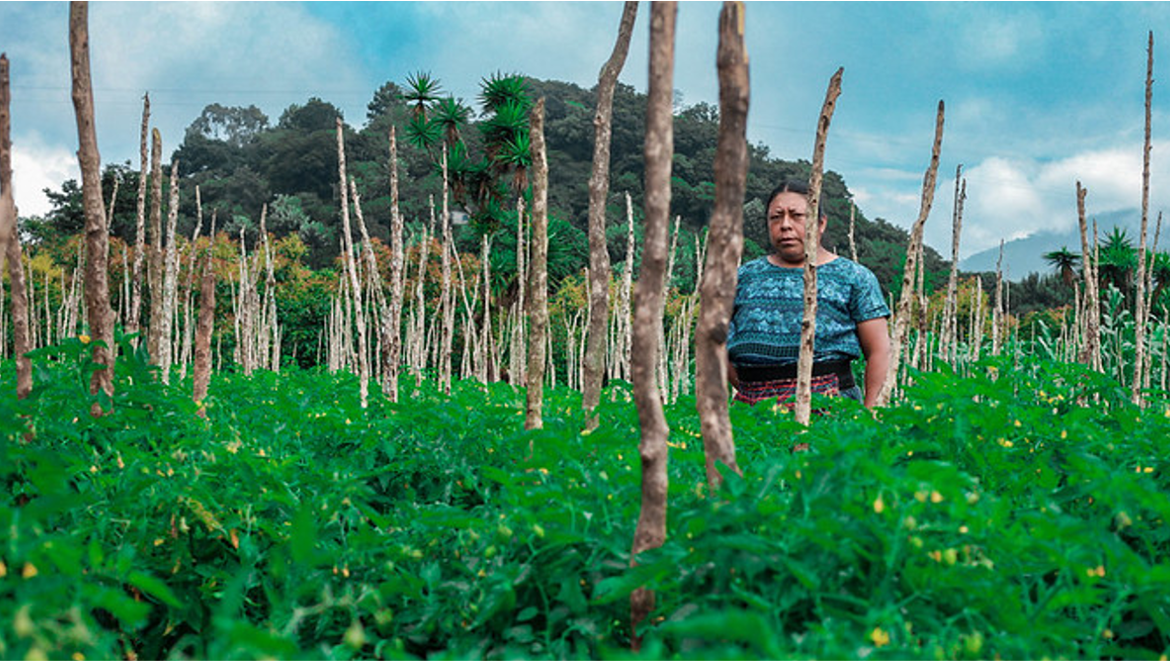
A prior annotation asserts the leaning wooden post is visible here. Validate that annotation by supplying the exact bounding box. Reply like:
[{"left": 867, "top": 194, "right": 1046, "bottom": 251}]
[
  {"left": 630, "top": 1, "right": 675, "bottom": 647},
  {"left": 583, "top": 0, "right": 639, "bottom": 426},
  {"left": 336, "top": 118, "right": 369, "bottom": 408},
  {"left": 793, "top": 67, "right": 843, "bottom": 426},
  {"left": 875, "top": 100, "right": 944, "bottom": 408},
  {"left": 1075, "top": 182, "right": 1100, "bottom": 367},
  {"left": 695, "top": 1, "right": 748, "bottom": 492},
  {"left": 525, "top": 97, "right": 550, "bottom": 431},
  {"left": 128, "top": 93, "right": 149, "bottom": 344},
  {"left": 0, "top": 53, "right": 30, "bottom": 399},
  {"left": 1133, "top": 31, "right": 1154, "bottom": 405},
  {"left": 70, "top": 2, "right": 115, "bottom": 412},
  {"left": 941, "top": 166, "right": 966, "bottom": 365}
]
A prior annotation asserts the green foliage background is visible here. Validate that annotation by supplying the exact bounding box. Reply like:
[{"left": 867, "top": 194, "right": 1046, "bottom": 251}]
[{"left": 4, "top": 336, "right": 1170, "bottom": 659}]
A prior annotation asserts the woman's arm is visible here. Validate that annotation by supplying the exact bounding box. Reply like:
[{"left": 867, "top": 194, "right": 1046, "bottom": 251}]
[{"left": 856, "top": 316, "right": 890, "bottom": 408}]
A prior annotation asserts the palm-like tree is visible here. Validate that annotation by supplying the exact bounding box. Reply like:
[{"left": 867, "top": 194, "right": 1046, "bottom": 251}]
[
  {"left": 402, "top": 71, "right": 443, "bottom": 121},
  {"left": 479, "top": 100, "right": 530, "bottom": 159},
  {"left": 432, "top": 97, "right": 470, "bottom": 148},
  {"left": 498, "top": 132, "right": 532, "bottom": 195},
  {"left": 404, "top": 112, "right": 441, "bottom": 153},
  {"left": 1099, "top": 227, "right": 1137, "bottom": 294},
  {"left": 1043, "top": 246, "right": 1081, "bottom": 287},
  {"left": 479, "top": 73, "right": 531, "bottom": 115}
]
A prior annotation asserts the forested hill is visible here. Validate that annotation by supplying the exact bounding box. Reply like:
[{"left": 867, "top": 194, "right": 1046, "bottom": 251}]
[{"left": 29, "top": 75, "right": 945, "bottom": 295}]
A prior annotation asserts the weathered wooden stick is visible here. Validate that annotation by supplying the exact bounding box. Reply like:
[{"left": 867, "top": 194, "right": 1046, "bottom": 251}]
[
  {"left": 794, "top": 66, "right": 843, "bottom": 425},
  {"left": 630, "top": 1, "right": 675, "bottom": 646},
  {"left": 695, "top": 0, "right": 748, "bottom": 491}
]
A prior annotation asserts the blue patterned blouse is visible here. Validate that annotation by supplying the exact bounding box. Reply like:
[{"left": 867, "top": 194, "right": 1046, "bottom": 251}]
[{"left": 727, "top": 256, "right": 890, "bottom": 367}]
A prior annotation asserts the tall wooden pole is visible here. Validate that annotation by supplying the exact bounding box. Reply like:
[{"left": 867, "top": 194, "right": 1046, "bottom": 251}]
[
  {"left": 336, "top": 118, "right": 369, "bottom": 407},
  {"left": 69, "top": 2, "right": 114, "bottom": 411},
  {"left": 0, "top": 53, "right": 30, "bottom": 399},
  {"left": 630, "top": 1, "right": 675, "bottom": 646},
  {"left": 128, "top": 93, "right": 149, "bottom": 344},
  {"left": 876, "top": 101, "right": 944, "bottom": 407},
  {"left": 525, "top": 97, "right": 550, "bottom": 430},
  {"left": 1133, "top": 31, "right": 1154, "bottom": 405},
  {"left": 386, "top": 125, "right": 404, "bottom": 401},
  {"left": 793, "top": 68, "right": 843, "bottom": 425},
  {"left": 583, "top": 1, "right": 639, "bottom": 426},
  {"left": 695, "top": 1, "right": 748, "bottom": 491}
]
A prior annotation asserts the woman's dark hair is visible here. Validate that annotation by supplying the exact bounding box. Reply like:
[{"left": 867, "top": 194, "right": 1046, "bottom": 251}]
[{"left": 767, "top": 179, "right": 825, "bottom": 215}]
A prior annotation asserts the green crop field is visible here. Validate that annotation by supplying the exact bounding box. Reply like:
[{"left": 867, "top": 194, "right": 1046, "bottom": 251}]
[{"left": 3, "top": 334, "right": 1170, "bottom": 660}]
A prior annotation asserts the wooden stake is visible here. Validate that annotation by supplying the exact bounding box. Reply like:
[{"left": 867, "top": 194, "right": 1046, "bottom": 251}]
[
  {"left": 128, "top": 93, "right": 149, "bottom": 344},
  {"left": 695, "top": 1, "right": 748, "bottom": 490},
  {"left": 876, "top": 101, "right": 944, "bottom": 407},
  {"left": 0, "top": 52, "right": 30, "bottom": 398},
  {"left": 1132, "top": 31, "right": 1154, "bottom": 405},
  {"left": 525, "top": 97, "right": 550, "bottom": 430},
  {"left": 630, "top": 1, "right": 675, "bottom": 646},
  {"left": 336, "top": 118, "right": 369, "bottom": 407},
  {"left": 69, "top": 3, "right": 114, "bottom": 411},
  {"left": 794, "top": 67, "right": 843, "bottom": 425},
  {"left": 583, "top": 0, "right": 639, "bottom": 423}
]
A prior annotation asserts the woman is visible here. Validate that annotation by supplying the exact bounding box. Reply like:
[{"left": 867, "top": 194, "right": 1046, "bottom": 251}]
[{"left": 727, "top": 179, "right": 891, "bottom": 409}]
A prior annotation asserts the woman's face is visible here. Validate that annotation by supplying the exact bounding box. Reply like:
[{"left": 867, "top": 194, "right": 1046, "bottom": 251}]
[{"left": 767, "top": 191, "right": 824, "bottom": 266}]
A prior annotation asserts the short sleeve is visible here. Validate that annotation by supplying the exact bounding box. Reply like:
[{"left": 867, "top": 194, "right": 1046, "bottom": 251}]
[{"left": 850, "top": 264, "right": 890, "bottom": 322}]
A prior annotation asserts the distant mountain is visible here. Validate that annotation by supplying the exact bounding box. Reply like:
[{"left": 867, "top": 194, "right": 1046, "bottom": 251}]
[{"left": 958, "top": 208, "right": 1147, "bottom": 280}]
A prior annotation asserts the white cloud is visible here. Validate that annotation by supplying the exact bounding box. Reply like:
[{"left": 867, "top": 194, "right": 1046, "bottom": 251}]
[
  {"left": 915, "top": 142, "right": 1170, "bottom": 260},
  {"left": 11, "top": 138, "right": 78, "bottom": 219}
]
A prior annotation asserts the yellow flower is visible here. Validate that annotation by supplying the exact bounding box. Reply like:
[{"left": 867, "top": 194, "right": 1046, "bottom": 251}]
[
  {"left": 870, "top": 627, "right": 890, "bottom": 647},
  {"left": 79, "top": 334, "right": 91, "bottom": 344},
  {"left": 873, "top": 496, "right": 885, "bottom": 514},
  {"left": 22, "top": 562, "right": 38, "bottom": 579}
]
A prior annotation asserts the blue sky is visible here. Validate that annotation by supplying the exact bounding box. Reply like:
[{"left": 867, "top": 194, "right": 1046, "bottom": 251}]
[{"left": 2, "top": 1, "right": 1169, "bottom": 259}]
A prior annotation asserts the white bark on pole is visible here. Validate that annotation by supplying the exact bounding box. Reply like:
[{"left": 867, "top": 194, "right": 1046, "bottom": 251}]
[
  {"left": 386, "top": 125, "right": 404, "bottom": 401},
  {"left": 525, "top": 97, "right": 550, "bottom": 430},
  {"left": 440, "top": 146, "right": 454, "bottom": 393},
  {"left": 1133, "top": 31, "right": 1154, "bottom": 405},
  {"left": 876, "top": 101, "right": 944, "bottom": 407},
  {"left": 630, "top": 1, "right": 675, "bottom": 647},
  {"left": 148, "top": 127, "right": 163, "bottom": 363},
  {"left": 1076, "top": 182, "right": 1100, "bottom": 368},
  {"left": 129, "top": 93, "right": 149, "bottom": 344},
  {"left": 695, "top": 1, "right": 748, "bottom": 491},
  {"left": 351, "top": 179, "right": 389, "bottom": 391},
  {"left": 512, "top": 196, "right": 527, "bottom": 385},
  {"left": 941, "top": 167, "right": 965, "bottom": 365},
  {"left": 336, "top": 118, "right": 369, "bottom": 407},
  {"left": 992, "top": 240, "right": 1004, "bottom": 357},
  {"left": 793, "top": 67, "right": 843, "bottom": 426},
  {"left": 69, "top": 3, "right": 115, "bottom": 411},
  {"left": 617, "top": 191, "right": 636, "bottom": 381},
  {"left": 159, "top": 160, "right": 180, "bottom": 384}
]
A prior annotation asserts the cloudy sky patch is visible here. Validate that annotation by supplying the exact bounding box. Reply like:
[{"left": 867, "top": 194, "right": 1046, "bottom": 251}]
[{"left": 1, "top": 1, "right": 1166, "bottom": 260}]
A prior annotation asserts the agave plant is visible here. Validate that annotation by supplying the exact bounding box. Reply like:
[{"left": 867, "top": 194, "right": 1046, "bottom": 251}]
[
  {"left": 478, "top": 99, "right": 530, "bottom": 159},
  {"left": 402, "top": 71, "right": 443, "bottom": 121},
  {"left": 498, "top": 131, "right": 532, "bottom": 195},
  {"left": 432, "top": 97, "right": 471, "bottom": 148},
  {"left": 404, "top": 113, "right": 442, "bottom": 153},
  {"left": 479, "top": 72, "right": 531, "bottom": 115}
]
